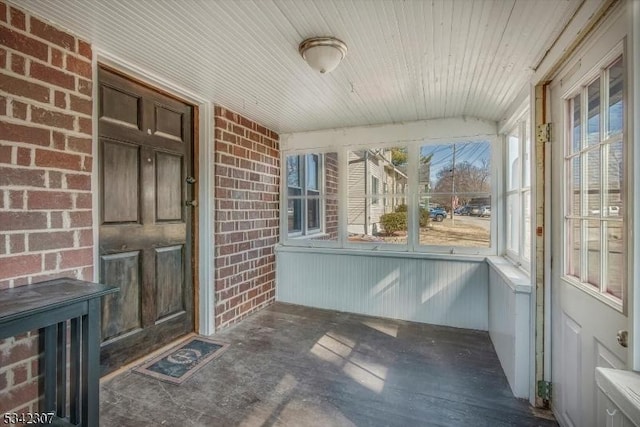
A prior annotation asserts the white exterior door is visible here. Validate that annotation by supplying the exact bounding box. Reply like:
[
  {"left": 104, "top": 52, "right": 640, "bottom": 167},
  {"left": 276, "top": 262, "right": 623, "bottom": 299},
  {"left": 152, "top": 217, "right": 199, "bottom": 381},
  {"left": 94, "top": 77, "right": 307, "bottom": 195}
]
[{"left": 549, "top": 6, "right": 629, "bottom": 427}]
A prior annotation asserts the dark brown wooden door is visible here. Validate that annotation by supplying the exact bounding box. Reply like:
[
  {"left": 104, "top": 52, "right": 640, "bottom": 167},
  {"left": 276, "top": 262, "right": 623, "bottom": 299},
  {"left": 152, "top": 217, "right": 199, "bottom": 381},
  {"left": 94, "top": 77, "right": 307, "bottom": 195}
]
[{"left": 98, "top": 67, "right": 194, "bottom": 375}]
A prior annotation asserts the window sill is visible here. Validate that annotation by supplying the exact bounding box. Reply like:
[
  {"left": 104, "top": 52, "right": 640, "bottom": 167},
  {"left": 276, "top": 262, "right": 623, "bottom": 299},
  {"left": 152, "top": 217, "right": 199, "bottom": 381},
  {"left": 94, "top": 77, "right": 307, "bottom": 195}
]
[
  {"left": 486, "top": 256, "right": 532, "bottom": 294},
  {"left": 287, "top": 232, "right": 328, "bottom": 240},
  {"left": 276, "top": 245, "right": 487, "bottom": 263}
]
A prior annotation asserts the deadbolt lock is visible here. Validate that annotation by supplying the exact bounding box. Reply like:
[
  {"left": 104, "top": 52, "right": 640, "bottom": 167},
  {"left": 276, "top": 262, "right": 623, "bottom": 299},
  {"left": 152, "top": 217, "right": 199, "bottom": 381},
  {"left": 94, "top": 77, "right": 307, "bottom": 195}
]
[
  {"left": 617, "top": 330, "right": 628, "bottom": 348},
  {"left": 186, "top": 176, "right": 197, "bottom": 184}
]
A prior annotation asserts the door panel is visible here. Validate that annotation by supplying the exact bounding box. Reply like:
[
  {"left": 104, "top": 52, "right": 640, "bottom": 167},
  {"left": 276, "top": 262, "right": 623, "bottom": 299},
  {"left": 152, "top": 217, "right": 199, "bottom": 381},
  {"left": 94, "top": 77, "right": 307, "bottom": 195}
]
[
  {"left": 549, "top": 10, "right": 628, "bottom": 426},
  {"left": 98, "top": 67, "right": 194, "bottom": 374}
]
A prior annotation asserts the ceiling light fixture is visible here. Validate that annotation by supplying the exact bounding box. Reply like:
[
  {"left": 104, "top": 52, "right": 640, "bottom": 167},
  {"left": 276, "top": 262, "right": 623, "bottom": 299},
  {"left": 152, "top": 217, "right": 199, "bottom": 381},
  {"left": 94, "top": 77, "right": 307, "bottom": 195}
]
[{"left": 299, "top": 37, "right": 348, "bottom": 74}]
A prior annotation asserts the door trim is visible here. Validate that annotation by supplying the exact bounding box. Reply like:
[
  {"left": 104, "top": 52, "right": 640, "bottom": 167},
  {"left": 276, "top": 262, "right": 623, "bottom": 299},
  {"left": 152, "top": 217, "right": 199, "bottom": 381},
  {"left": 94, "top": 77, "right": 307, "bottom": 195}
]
[{"left": 91, "top": 51, "right": 215, "bottom": 335}]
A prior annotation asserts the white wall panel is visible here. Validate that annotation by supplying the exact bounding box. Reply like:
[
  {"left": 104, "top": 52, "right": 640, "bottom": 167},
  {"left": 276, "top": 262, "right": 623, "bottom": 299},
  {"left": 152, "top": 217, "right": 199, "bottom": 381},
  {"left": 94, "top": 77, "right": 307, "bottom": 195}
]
[
  {"left": 487, "top": 257, "right": 532, "bottom": 398},
  {"left": 276, "top": 248, "right": 488, "bottom": 330}
]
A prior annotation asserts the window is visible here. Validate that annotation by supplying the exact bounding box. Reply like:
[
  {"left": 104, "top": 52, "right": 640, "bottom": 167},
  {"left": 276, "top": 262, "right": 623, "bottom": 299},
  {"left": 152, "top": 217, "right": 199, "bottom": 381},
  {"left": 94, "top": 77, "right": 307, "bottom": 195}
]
[
  {"left": 286, "top": 152, "right": 338, "bottom": 239},
  {"left": 505, "top": 117, "right": 532, "bottom": 268},
  {"left": 418, "top": 141, "right": 492, "bottom": 248},
  {"left": 564, "top": 56, "right": 624, "bottom": 301},
  {"left": 347, "top": 147, "right": 407, "bottom": 244}
]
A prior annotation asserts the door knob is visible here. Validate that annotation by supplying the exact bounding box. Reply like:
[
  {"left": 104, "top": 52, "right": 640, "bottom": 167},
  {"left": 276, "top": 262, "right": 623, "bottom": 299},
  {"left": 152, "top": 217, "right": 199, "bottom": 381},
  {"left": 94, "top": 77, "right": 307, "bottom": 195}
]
[
  {"left": 617, "top": 330, "right": 628, "bottom": 348},
  {"left": 185, "top": 200, "right": 198, "bottom": 207},
  {"left": 186, "top": 176, "right": 197, "bottom": 184}
]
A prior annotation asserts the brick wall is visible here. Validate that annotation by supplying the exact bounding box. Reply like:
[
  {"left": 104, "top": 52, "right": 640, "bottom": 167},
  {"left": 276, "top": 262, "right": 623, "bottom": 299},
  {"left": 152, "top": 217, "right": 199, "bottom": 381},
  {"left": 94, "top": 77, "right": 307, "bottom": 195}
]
[
  {"left": 0, "top": 1, "right": 93, "bottom": 414},
  {"left": 213, "top": 106, "right": 279, "bottom": 329}
]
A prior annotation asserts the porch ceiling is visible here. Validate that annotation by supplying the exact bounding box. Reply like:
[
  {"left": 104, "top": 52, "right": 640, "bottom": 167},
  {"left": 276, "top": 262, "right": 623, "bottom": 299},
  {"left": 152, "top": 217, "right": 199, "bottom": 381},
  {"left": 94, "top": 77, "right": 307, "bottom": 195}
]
[{"left": 16, "top": 0, "right": 581, "bottom": 134}]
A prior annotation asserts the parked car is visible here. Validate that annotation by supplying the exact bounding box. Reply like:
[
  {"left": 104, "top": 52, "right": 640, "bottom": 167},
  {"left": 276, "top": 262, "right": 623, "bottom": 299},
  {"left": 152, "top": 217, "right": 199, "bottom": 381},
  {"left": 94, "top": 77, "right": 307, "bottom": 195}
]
[
  {"left": 479, "top": 206, "right": 491, "bottom": 217},
  {"left": 455, "top": 206, "right": 471, "bottom": 215},
  {"left": 429, "top": 207, "right": 447, "bottom": 222},
  {"left": 469, "top": 205, "right": 482, "bottom": 216}
]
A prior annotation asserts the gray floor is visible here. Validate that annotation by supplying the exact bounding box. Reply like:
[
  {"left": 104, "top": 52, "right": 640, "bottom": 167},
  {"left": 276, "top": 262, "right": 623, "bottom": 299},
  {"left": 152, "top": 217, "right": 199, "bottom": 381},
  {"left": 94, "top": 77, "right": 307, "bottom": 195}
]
[{"left": 100, "top": 303, "right": 557, "bottom": 427}]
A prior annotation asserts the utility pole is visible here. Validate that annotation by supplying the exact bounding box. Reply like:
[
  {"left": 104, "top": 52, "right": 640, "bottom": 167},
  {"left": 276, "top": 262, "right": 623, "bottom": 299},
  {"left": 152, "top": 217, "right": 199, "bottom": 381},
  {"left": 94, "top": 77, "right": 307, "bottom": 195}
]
[{"left": 451, "top": 144, "right": 456, "bottom": 224}]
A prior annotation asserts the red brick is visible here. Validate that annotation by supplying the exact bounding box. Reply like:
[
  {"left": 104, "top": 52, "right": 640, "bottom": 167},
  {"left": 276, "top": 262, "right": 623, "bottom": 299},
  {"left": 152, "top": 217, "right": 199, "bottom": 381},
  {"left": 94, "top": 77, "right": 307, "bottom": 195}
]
[
  {"left": 67, "top": 136, "right": 91, "bottom": 154},
  {"left": 27, "top": 190, "right": 72, "bottom": 209},
  {"left": 0, "top": 380, "right": 38, "bottom": 413},
  {"left": 51, "top": 131, "right": 65, "bottom": 150},
  {"left": 75, "top": 193, "right": 91, "bottom": 209},
  {"left": 44, "top": 252, "right": 58, "bottom": 270},
  {"left": 82, "top": 156, "right": 92, "bottom": 172},
  {"left": 0, "top": 27, "right": 48, "bottom": 61},
  {"left": 10, "top": 53, "right": 25, "bottom": 75},
  {"left": 0, "top": 212, "right": 46, "bottom": 231},
  {"left": 30, "top": 17, "right": 75, "bottom": 51},
  {"left": 0, "top": 254, "right": 41, "bottom": 279},
  {"left": 12, "top": 363, "right": 28, "bottom": 385},
  {"left": 9, "top": 190, "right": 24, "bottom": 209},
  {"left": 77, "top": 117, "right": 92, "bottom": 135},
  {"left": 0, "top": 95, "right": 6, "bottom": 116},
  {"left": 69, "top": 94, "right": 91, "bottom": 115},
  {"left": 0, "top": 74, "right": 50, "bottom": 104},
  {"left": 46, "top": 52, "right": 62, "bottom": 72},
  {"left": 9, "top": 7, "right": 25, "bottom": 30},
  {"left": 0, "top": 3, "right": 6, "bottom": 23},
  {"left": 0, "top": 371, "right": 6, "bottom": 391},
  {"left": 66, "top": 55, "right": 91, "bottom": 79},
  {"left": 60, "top": 247, "right": 92, "bottom": 269},
  {"left": 78, "top": 40, "right": 91, "bottom": 60},
  {"left": 30, "top": 62, "right": 74, "bottom": 90},
  {"left": 35, "top": 149, "right": 81, "bottom": 170},
  {"left": 50, "top": 211, "right": 63, "bottom": 228},
  {"left": 11, "top": 100, "right": 27, "bottom": 120},
  {"left": 77, "top": 79, "right": 91, "bottom": 97},
  {"left": 28, "top": 231, "right": 74, "bottom": 251},
  {"left": 0, "top": 167, "right": 45, "bottom": 187},
  {"left": 9, "top": 234, "right": 25, "bottom": 254},
  {"left": 48, "top": 170, "right": 62, "bottom": 188},
  {"left": 68, "top": 210, "right": 91, "bottom": 227},
  {"left": 31, "top": 106, "right": 74, "bottom": 130},
  {"left": 0, "top": 47, "right": 5, "bottom": 69},
  {"left": 78, "top": 229, "right": 92, "bottom": 246},
  {"left": 54, "top": 91, "right": 66, "bottom": 109},
  {"left": 65, "top": 173, "right": 91, "bottom": 190}
]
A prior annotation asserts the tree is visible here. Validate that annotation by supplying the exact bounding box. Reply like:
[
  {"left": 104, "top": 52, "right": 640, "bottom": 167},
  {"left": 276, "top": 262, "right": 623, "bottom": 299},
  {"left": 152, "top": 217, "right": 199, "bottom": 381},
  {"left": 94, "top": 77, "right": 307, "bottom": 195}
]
[{"left": 391, "top": 148, "right": 408, "bottom": 166}]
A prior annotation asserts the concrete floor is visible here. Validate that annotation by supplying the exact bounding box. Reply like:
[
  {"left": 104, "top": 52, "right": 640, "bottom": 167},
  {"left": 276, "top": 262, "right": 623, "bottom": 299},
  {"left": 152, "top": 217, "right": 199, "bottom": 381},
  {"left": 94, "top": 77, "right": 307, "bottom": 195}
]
[{"left": 100, "top": 303, "right": 557, "bottom": 427}]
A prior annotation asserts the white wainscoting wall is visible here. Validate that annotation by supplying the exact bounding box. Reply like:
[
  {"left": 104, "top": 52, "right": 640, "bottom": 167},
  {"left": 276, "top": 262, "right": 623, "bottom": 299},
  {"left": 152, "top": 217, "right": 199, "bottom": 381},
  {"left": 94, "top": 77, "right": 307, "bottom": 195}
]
[
  {"left": 276, "top": 247, "right": 489, "bottom": 331},
  {"left": 487, "top": 256, "right": 532, "bottom": 398}
]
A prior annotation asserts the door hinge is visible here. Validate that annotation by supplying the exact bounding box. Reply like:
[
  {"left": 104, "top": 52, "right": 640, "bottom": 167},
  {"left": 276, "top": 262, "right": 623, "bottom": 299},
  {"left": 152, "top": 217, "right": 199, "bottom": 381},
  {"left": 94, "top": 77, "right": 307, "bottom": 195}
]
[
  {"left": 536, "top": 123, "right": 552, "bottom": 144},
  {"left": 537, "top": 380, "right": 552, "bottom": 401}
]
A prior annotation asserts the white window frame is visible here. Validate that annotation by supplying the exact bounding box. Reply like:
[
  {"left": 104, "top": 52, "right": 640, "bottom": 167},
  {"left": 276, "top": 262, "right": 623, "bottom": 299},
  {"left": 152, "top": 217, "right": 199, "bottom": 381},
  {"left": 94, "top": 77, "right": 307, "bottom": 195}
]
[
  {"left": 280, "top": 135, "right": 498, "bottom": 256},
  {"left": 561, "top": 49, "right": 625, "bottom": 310},
  {"left": 505, "top": 116, "right": 532, "bottom": 271},
  {"left": 285, "top": 153, "right": 325, "bottom": 238}
]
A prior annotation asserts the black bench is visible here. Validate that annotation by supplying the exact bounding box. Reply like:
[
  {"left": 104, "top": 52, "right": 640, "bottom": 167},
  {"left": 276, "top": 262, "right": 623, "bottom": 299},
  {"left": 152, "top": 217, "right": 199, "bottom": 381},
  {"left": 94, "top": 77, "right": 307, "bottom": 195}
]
[{"left": 0, "top": 278, "right": 118, "bottom": 426}]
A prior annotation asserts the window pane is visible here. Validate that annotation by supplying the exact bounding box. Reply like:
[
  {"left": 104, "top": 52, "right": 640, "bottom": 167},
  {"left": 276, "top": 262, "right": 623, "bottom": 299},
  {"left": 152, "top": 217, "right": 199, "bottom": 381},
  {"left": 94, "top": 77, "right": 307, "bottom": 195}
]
[
  {"left": 306, "top": 154, "right": 319, "bottom": 191},
  {"left": 608, "top": 57, "right": 623, "bottom": 136},
  {"left": 606, "top": 221, "right": 623, "bottom": 299},
  {"left": 419, "top": 141, "right": 491, "bottom": 248},
  {"left": 523, "top": 190, "right": 531, "bottom": 261},
  {"left": 571, "top": 94, "right": 581, "bottom": 153},
  {"left": 288, "top": 198, "right": 301, "bottom": 233},
  {"left": 606, "top": 140, "right": 623, "bottom": 217},
  {"left": 585, "top": 150, "right": 601, "bottom": 217},
  {"left": 371, "top": 176, "right": 379, "bottom": 205},
  {"left": 307, "top": 198, "right": 320, "bottom": 230},
  {"left": 348, "top": 147, "right": 407, "bottom": 198},
  {"left": 348, "top": 197, "right": 407, "bottom": 245},
  {"left": 523, "top": 119, "right": 531, "bottom": 187},
  {"left": 507, "top": 134, "right": 520, "bottom": 190},
  {"left": 287, "top": 156, "right": 300, "bottom": 187},
  {"left": 587, "top": 78, "right": 600, "bottom": 145},
  {"left": 567, "top": 157, "right": 581, "bottom": 216},
  {"left": 585, "top": 220, "right": 601, "bottom": 288},
  {"left": 506, "top": 193, "right": 519, "bottom": 253},
  {"left": 567, "top": 219, "right": 581, "bottom": 279}
]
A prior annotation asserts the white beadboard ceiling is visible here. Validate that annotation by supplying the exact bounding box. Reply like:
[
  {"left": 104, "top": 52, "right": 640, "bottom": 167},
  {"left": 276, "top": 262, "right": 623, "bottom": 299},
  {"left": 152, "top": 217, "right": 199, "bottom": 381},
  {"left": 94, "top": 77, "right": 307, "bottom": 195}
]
[{"left": 15, "top": 0, "right": 583, "bottom": 134}]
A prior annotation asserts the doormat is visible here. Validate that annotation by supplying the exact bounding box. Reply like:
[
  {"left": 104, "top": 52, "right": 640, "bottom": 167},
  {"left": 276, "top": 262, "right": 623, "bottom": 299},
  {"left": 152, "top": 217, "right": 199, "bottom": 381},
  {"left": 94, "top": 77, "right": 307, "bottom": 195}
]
[{"left": 133, "top": 336, "right": 229, "bottom": 385}]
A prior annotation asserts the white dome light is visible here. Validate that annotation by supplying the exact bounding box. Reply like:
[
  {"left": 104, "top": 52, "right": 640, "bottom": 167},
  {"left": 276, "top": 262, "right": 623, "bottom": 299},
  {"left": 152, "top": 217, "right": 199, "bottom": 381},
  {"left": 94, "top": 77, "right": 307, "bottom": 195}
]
[{"left": 299, "top": 37, "right": 348, "bottom": 74}]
